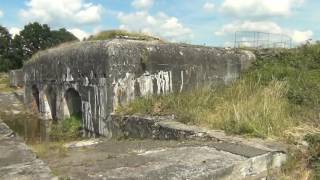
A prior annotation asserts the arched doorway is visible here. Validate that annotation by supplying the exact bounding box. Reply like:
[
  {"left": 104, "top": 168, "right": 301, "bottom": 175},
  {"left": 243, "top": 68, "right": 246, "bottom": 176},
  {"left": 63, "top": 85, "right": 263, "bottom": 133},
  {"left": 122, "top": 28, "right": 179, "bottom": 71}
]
[
  {"left": 65, "top": 88, "right": 82, "bottom": 118},
  {"left": 31, "top": 85, "right": 40, "bottom": 112}
]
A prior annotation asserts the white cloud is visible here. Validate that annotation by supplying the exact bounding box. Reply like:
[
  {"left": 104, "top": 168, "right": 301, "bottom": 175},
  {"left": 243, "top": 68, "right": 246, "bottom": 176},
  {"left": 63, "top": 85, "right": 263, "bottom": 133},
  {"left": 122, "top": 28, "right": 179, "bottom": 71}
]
[
  {"left": 203, "top": 2, "right": 215, "bottom": 12},
  {"left": 132, "top": 0, "right": 154, "bottom": 9},
  {"left": 117, "top": 11, "right": 193, "bottom": 42},
  {"left": 9, "top": 27, "right": 22, "bottom": 37},
  {"left": 291, "top": 30, "right": 313, "bottom": 43},
  {"left": 215, "top": 20, "right": 312, "bottom": 44},
  {"left": 221, "top": 0, "right": 304, "bottom": 18},
  {"left": 19, "top": 0, "right": 103, "bottom": 26},
  {"left": 215, "top": 21, "right": 283, "bottom": 36},
  {"left": 0, "top": 10, "right": 3, "bottom": 18},
  {"left": 67, "top": 28, "right": 90, "bottom": 40}
]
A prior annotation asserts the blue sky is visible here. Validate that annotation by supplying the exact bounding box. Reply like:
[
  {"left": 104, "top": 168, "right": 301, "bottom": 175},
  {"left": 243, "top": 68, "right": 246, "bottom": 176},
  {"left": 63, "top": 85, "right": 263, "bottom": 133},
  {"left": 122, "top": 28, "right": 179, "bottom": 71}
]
[{"left": 0, "top": 0, "right": 318, "bottom": 46}]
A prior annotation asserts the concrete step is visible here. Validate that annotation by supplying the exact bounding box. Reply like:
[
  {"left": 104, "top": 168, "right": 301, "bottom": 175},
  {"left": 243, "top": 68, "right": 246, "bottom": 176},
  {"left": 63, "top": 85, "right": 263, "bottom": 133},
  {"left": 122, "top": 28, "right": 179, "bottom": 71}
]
[{"left": 108, "top": 115, "right": 287, "bottom": 179}]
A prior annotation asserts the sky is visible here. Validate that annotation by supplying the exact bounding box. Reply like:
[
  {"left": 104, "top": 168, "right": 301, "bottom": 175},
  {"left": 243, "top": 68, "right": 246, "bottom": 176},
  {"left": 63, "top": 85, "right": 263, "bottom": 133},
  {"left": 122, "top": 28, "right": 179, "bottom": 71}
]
[{"left": 0, "top": 0, "right": 318, "bottom": 47}]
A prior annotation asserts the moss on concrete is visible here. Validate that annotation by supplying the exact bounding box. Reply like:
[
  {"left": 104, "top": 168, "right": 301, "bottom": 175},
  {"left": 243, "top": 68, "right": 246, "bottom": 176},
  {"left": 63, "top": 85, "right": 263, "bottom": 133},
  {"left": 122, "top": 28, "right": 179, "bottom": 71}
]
[{"left": 88, "top": 30, "right": 162, "bottom": 41}]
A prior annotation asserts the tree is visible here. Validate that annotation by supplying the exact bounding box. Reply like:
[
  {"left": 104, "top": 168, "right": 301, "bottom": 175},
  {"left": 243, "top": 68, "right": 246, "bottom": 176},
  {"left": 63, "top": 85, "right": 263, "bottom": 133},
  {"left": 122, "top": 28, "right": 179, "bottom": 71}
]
[
  {"left": 51, "top": 28, "right": 78, "bottom": 46},
  {"left": 19, "top": 22, "right": 52, "bottom": 59},
  {"left": 0, "top": 26, "right": 11, "bottom": 55},
  {"left": 0, "top": 26, "right": 12, "bottom": 71},
  {"left": 0, "top": 23, "right": 79, "bottom": 72},
  {"left": 10, "top": 35, "right": 24, "bottom": 69}
]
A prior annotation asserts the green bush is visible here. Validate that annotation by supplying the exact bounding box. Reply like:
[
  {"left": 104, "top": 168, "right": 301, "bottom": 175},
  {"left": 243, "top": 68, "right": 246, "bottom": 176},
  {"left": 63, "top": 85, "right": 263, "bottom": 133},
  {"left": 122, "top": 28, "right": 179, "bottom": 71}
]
[{"left": 49, "top": 115, "right": 82, "bottom": 141}]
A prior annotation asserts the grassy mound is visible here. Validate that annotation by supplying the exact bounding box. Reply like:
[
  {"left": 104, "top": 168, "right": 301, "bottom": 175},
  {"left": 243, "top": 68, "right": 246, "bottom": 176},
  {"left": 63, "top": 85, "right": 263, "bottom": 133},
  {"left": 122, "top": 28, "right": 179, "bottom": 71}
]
[{"left": 87, "top": 30, "right": 162, "bottom": 41}]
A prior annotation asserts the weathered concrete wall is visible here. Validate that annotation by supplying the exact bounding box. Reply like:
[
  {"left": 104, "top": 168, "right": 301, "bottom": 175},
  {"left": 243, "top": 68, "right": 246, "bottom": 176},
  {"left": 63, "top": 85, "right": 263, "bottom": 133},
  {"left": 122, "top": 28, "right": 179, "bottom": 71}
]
[
  {"left": 9, "top": 69, "right": 24, "bottom": 87},
  {"left": 23, "top": 39, "right": 255, "bottom": 136}
]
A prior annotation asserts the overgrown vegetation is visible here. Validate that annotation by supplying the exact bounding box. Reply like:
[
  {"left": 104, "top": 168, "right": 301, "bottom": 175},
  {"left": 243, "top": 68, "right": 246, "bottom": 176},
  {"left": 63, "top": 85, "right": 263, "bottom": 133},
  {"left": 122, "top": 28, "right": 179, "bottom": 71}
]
[
  {"left": 118, "top": 80, "right": 296, "bottom": 138},
  {"left": 88, "top": 30, "right": 162, "bottom": 41},
  {"left": 50, "top": 115, "right": 83, "bottom": 141}
]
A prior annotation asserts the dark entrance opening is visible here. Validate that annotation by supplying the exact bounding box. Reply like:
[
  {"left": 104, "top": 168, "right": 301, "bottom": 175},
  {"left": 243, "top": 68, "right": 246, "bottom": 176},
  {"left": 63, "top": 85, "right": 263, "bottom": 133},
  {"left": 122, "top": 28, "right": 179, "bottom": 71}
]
[
  {"left": 65, "top": 88, "right": 82, "bottom": 118},
  {"left": 31, "top": 85, "right": 40, "bottom": 112}
]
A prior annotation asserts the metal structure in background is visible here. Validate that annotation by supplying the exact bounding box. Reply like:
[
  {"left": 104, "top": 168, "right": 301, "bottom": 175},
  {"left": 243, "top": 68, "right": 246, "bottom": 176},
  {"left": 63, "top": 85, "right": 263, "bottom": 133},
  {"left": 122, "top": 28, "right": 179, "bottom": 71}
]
[{"left": 234, "top": 31, "right": 293, "bottom": 49}]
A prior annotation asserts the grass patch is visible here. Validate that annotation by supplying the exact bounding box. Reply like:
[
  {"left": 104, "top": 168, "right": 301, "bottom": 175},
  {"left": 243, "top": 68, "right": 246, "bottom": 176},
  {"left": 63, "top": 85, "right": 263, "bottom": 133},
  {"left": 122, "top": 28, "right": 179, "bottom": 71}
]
[
  {"left": 87, "top": 30, "right": 162, "bottom": 41},
  {"left": 31, "top": 115, "right": 82, "bottom": 160},
  {"left": 0, "top": 73, "right": 15, "bottom": 92},
  {"left": 49, "top": 115, "right": 82, "bottom": 141},
  {"left": 31, "top": 141, "right": 68, "bottom": 158}
]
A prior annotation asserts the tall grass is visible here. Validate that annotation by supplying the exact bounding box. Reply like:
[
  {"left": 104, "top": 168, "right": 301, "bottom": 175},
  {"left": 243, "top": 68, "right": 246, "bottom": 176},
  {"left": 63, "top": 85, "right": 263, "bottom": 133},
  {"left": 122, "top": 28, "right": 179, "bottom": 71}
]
[{"left": 118, "top": 78, "right": 296, "bottom": 138}]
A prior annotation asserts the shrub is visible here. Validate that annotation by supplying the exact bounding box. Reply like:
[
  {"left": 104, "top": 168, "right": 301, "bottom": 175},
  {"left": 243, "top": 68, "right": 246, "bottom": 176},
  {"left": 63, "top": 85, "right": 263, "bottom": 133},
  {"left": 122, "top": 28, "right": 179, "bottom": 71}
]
[{"left": 49, "top": 115, "right": 82, "bottom": 141}]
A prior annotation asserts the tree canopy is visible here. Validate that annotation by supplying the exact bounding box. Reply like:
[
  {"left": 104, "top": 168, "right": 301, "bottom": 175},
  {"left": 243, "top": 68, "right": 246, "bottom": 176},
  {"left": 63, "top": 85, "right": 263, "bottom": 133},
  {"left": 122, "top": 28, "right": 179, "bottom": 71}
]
[{"left": 0, "top": 22, "right": 78, "bottom": 72}]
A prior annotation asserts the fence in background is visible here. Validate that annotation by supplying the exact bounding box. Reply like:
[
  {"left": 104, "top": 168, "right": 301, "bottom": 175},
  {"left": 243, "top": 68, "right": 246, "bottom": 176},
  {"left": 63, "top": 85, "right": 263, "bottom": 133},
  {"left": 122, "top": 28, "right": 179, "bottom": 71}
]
[{"left": 234, "top": 31, "right": 292, "bottom": 49}]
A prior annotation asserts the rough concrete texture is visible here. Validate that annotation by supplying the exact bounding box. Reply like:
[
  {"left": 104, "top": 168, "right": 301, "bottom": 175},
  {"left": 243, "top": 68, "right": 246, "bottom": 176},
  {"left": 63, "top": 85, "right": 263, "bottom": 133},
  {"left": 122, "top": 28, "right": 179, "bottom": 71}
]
[
  {"left": 110, "top": 115, "right": 287, "bottom": 151},
  {"left": 0, "top": 115, "right": 53, "bottom": 179},
  {"left": 107, "top": 115, "right": 287, "bottom": 179},
  {"left": 23, "top": 39, "right": 255, "bottom": 135},
  {"left": 39, "top": 138, "right": 285, "bottom": 180},
  {"left": 9, "top": 69, "right": 24, "bottom": 87}
]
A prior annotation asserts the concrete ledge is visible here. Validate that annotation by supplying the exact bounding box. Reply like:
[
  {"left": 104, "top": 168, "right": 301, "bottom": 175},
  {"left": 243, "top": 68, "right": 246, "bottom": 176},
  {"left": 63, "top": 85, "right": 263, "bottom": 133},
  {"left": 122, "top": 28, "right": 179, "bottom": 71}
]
[
  {"left": 111, "top": 115, "right": 286, "bottom": 152},
  {"left": 110, "top": 115, "right": 287, "bottom": 179}
]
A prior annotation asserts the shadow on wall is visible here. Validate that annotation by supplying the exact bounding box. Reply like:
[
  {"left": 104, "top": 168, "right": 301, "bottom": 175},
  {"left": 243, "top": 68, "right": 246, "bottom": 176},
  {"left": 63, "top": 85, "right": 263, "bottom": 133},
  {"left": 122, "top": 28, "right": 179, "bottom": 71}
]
[
  {"left": 65, "top": 88, "right": 82, "bottom": 118},
  {"left": 31, "top": 85, "right": 40, "bottom": 112}
]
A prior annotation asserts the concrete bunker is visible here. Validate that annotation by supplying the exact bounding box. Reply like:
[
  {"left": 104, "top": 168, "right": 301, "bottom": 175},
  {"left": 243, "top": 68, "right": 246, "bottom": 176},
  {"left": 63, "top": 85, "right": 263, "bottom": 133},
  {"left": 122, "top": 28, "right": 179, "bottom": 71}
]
[{"left": 23, "top": 39, "right": 256, "bottom": 136}]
